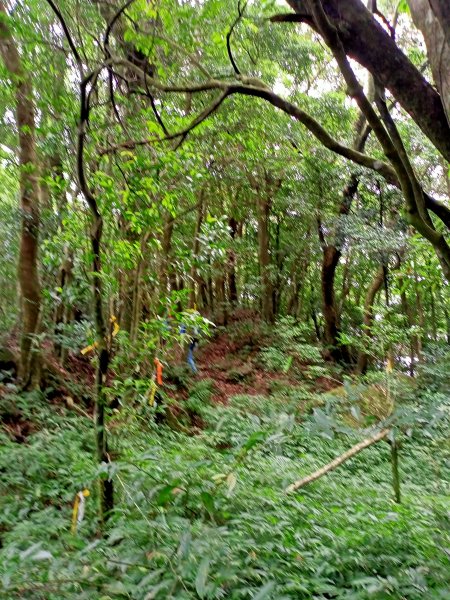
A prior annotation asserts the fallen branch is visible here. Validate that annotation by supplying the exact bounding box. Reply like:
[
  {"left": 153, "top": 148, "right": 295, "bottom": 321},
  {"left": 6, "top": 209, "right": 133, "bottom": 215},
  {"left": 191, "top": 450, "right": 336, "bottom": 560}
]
[{"left": 286, "top": 428, "right": 390, "bottom": 493}]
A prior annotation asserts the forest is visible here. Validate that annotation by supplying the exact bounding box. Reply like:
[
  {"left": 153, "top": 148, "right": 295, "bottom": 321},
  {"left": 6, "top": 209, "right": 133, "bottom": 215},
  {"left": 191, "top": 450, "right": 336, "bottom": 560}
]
[{"left": 0, "top": 0, "right": 449, "bottom": 598}]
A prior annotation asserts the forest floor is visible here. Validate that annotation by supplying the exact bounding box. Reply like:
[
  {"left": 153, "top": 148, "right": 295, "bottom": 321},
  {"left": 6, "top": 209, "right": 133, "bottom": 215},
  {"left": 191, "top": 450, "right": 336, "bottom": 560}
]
[{"left": 0, "top": 318, "right": 449, "bottom": 599}]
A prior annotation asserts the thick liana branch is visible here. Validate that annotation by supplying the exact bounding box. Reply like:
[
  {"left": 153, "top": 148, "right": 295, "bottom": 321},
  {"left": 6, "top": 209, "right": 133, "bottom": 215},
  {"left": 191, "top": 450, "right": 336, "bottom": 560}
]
[
  {"left": 95, "top": 58, "right": 450, "bottom": 233},
  {"left": 305, "top": 0, "right": 450, "bottom": 278}
]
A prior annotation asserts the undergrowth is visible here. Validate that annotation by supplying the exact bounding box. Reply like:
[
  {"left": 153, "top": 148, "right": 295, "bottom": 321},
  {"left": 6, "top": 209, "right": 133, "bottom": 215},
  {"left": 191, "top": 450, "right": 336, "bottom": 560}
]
[{"left": 0, "top": 351, "right": 449, "bottom": 599}]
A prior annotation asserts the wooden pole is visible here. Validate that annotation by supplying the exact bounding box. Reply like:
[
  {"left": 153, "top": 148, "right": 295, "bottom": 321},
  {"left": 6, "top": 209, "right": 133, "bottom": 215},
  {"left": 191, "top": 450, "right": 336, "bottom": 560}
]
[{"left": 286, "top": 428, "right": 390, "bottom": 493}]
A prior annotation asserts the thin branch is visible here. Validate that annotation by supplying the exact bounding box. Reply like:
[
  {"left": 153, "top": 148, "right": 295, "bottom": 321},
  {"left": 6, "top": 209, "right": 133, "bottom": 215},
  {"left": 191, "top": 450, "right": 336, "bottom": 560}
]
[
  {"left": 98, "top": 67, "right": 398, "bottom": 182},
  {"left": 44, "top": 0, "right": 83, "bottom": 76},
  {"left": 104, "top": 0, "right": 137, "bottom": 135},
  {"left": 103, "top": 0, "right": 136, "bottom": 50},
  {"left": 125, "top": 13, "right": 212, "bottom": 79},
  {"left": 226, "top": 0, "right": 247, "bottom": 75},
  {"left": 100, "top": 88, "right": 229, "bottom": 154},
  {"left": 79, "top": 53, "right": 448, "bottom": 236}
]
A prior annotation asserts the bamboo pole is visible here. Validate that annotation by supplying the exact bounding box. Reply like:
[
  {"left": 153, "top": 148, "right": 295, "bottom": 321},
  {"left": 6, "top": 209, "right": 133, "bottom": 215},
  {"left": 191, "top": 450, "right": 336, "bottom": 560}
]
[{"left": 286, "top": 428, "right": 390, "bottom": 493}]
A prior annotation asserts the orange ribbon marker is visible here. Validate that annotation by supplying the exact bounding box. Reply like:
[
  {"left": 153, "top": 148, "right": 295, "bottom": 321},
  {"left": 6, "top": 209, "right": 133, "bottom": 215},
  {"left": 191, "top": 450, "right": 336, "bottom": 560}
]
[{"left": 154, "top": 358, "right": 163, "bottom": 385}]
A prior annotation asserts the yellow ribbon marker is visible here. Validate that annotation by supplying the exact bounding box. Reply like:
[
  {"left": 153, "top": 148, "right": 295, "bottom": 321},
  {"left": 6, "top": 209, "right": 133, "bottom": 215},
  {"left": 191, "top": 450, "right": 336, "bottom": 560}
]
[
  {"left": 386, "top": 356, "right": 394, "bottom": 373},
  {"left": 80, "top": 316, "right": 120, "bottom": 355},
  {"left": 71, "top": 489, "right": 90, "bottom": 535},
  {"left": 148, "top": 380, "right": 157, "bottom": 407},
  {"left": 80, "top": 342, "right": 98, "bottom": 355},
  {"left": 111, "top": 315, "right": 120, "bottom": 337}
]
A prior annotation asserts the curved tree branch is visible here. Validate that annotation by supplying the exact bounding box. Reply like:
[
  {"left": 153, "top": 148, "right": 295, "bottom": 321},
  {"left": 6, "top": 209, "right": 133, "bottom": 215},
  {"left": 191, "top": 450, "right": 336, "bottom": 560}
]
[{"left": 226, "top": 0, "right": 248, "bottom": 75}]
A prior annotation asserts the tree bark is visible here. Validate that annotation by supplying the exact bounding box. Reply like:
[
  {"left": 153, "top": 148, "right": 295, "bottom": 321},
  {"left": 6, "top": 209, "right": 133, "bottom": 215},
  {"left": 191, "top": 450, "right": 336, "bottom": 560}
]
[
  {"left": 408, "top": 0, "right": 450, "bottom": 125},
  {"left": 160, "top": 212, "right": 175, "bottom": 296},
  {"left": 0, "top": 4, "right": 41, "bottom": 388},
  {"left": 318, "top": 175, "right": 358, "bottom": 363},
  {"left": 320, "top": 243, "right": 342, "bottom": 356},
  {"left": 54, "top": 248, "right": 73, "bottom": 362}
]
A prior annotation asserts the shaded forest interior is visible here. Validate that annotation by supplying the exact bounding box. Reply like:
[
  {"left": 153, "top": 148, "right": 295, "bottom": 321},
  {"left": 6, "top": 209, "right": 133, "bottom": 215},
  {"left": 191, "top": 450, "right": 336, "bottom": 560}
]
[{"left": 0, "top": 0, "right": 449, "bottom": 598}]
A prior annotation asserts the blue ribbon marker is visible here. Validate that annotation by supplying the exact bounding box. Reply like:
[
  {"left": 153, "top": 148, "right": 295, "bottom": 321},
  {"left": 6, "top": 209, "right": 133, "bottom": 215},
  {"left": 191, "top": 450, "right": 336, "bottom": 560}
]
[{"left": 187, "top": 340, "right": 197, "bottom": 373}]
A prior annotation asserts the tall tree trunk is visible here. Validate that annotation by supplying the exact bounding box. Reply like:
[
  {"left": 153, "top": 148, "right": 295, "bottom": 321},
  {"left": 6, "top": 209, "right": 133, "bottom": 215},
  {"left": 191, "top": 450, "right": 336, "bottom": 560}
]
[
  {"left": 318, "top": 176, "right": 359, "bottom": 363},
  {"left": 339, "top": 248, "right": 353, "bottom": 315},
  {"left": 320, "top": 241, "right": 343, "bottom": 359},
  {"left": 273, "top": 214, "right": 285, "bottom": 317},
  {"left": 130, "top": 231, "right": 152, "bottom": 343},
  {"left": 317, "top": 102, "right": 371, "bottom": 363},
  {"left": 0, "top": 4, "right": 41, "bottom": 388},
  {"left": 287, "top": 267, "right": 305, "bottom": 318},
  {"left": 413, "top": 268, "right": 425, "bottom": 355},
  {"left": 160, "top": 212, "right": 175, "bottom": 297},
  {"left": 215, "top": 275, "right": 227, "bottom": 325},
  {"left": 54, "top": 248, "right": 73, "bottom": 362}
]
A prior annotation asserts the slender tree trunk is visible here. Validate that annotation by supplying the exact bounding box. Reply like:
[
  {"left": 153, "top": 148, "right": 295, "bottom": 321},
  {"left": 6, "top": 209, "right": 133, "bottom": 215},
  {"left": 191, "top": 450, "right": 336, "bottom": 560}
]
[
  {"left": 257, "top": 194, "right": 274, "bottom": 323},
  {"left": 319, "top": 177, "right": 359, "bottom": 364},
  {"left": 228, "top": 217, "right": 238, "bottom": 307},
  {"left": 207, "top": 254, "right": 214, "bottom": 312},
  {"left": 0, "top": 4, "right": 41, "bottom": 388},
  {"left": 356, "top": 265, "right": 385, "bottom": 374},
  {"left": 160, "top": 213, "right": 175, "bottom": 297},
  {"left": 320, "top": 242, "right": 342, "bottom": 357},
  {"left": 413, "top": 267, "right": 424, "bottom": 354},
  {"left": 54, "top": 248, "right": 73, "bottom": 361},
  {"left": 429, "top": 284, "right": 437, "bottom": 341},
  {"left": 399, "top": 277, "right": 416, "bottom": 376},
  {"left": 118, "top": 222, "right": 138, "bottom": 334},
  {"left": 273, "top": 215, "right": 285, "bottom": 317},
  {"left": 189, "top": 195, "right": 204, "bottom": 308},
  {"left": 215, "top": 275, "right": 227, "bottom": 325},
  {"left": 287, "top": 270, "right": 303, "bottom": 317},
  {"left": 339, "top": 248, "right": 352, "bottom": 315}
]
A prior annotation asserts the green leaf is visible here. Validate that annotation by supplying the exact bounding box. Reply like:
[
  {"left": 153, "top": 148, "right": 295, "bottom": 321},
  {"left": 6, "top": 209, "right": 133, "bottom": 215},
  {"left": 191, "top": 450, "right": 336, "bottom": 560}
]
[
  {"left": 200, "top": 491, "right": 215, "bottom": 515},
  {"left": 195, "top": 557, "right": 210, "bottom": 599},
  {"left": 243, "top": 430, "right": 266, "bottom": 451},
  {"left": 397, "top": 0, "right": 410, "bottom": 14},
  {"left": 251, "top": 581, "right": 276, "bottom": 599},
  {"left": 155, "top": 483, "right": 179, "bottom": 505}
]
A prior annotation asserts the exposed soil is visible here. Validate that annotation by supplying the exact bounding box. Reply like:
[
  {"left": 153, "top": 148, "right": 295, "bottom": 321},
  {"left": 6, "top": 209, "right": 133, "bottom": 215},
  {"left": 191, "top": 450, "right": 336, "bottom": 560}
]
[{"left": 196, "top": 330, "right": 299, "bottom": 403}]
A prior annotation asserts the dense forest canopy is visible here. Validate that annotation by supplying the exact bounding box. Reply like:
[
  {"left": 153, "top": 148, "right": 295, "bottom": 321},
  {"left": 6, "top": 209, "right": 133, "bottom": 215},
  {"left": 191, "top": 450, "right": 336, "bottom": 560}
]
[{"left": 0, "top": 0, "right": 449, "bottom": 598}]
